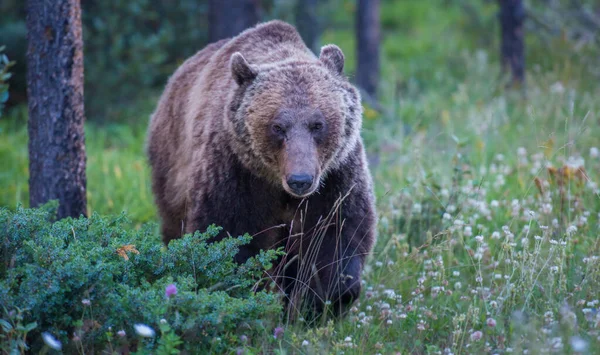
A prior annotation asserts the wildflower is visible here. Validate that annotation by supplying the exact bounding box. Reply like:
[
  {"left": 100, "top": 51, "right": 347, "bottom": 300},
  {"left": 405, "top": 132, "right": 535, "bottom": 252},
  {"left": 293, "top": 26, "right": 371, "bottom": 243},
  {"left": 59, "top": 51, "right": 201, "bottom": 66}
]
[
  {"left": 486, "top": 318, "right": 497, "bottom": 327},
  {"left": 550, "top": 81, "right": 565, "bottom": 94},
  {"left": 42, "top": 332, "right": 62, "bottom": 350},
  {"left": 412, "top": 203, "right": 422, "bottom": 214},
  {"left": 591, "top": 147, "right": 599, "bottom": 158},
  {"left": 550, "top": 337, "right": 564, "bottom": 350},
  {"left": 302, "top": 340, "right": 310, "bottom": 346},
  {"left": 165, "top": 283, "right": 177, "bottom": 299},
  {"left": 566, "top": 225, "right": 577, "bottom": 236},
  {"left": 470, "top": 330, "right": 483, "bottom": 342},
  {"left": 273, "top": 326, "right": 284, "bottom": 339},
  {"left": 344, "top": 336, "right": 352, "bottom": 343},
  {"left": 464, "top": 226, "right": 472, "bottom": 237},
  {"left": 117, "top": 330, "right": 126, "bottom": 337},
  {"left": 452, "top": 271, "right": 460, "bottom": 277},
  {"left": 81, "top": 299, "right": 91, "bottom": 306},
  {"left": 383, "top": 289, "right": 396, "bottom": 299},
  {"left": 570, "top": 336, "right": 588, "bottom": 352},
  {"left": 134, "top": 324, "right": 155, "bottom": 338},
  {"left": 160, "top": 318, "right": 167, "bottom": 324}
]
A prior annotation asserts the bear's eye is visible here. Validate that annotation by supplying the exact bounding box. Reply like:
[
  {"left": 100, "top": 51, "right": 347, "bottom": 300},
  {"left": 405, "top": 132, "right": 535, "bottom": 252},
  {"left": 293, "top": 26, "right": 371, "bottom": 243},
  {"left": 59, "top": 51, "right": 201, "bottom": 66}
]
[
  {"left": 310, "top": 122, "right": 323, "bottom": 132},
  {"left": 272, "top": 124, "right": 284, "bottom": 135}
]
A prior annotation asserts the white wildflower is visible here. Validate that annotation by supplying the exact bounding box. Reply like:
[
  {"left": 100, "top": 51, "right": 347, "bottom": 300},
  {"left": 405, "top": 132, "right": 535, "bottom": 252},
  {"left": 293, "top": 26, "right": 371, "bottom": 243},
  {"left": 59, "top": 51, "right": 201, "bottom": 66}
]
[
  {"left": 42, "top": 332, "right": 62, "bottom": 350},
  {"left": 134, "top": 324, "right": 156, "bottom": 338},
  {"left": 464, "top": 226, "right": 472, "bottom": 237},
  {"left": 570, "top": 336, "right": 588, "bottom": 352}
]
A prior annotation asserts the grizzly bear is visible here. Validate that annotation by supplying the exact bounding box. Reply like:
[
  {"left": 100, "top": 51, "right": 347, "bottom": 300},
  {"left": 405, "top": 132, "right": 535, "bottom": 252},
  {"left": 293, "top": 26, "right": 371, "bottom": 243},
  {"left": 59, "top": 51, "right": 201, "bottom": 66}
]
[{"left": 147, "top": 20, "right": 376, "bottom": 318}]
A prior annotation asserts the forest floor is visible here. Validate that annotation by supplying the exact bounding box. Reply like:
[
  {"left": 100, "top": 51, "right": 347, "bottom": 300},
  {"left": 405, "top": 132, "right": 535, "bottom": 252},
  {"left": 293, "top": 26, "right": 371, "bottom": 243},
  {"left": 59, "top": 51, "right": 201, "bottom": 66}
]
[{"left": 2, "top": 1, "right": 600, "bottom": 353}]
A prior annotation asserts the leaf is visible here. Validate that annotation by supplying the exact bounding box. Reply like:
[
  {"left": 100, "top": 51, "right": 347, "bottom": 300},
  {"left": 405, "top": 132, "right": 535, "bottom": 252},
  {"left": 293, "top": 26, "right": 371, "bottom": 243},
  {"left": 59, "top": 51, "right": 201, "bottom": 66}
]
[
  {"left": 0, "top": 319, "right": 12, "bottom": 332},
  {"left": 25, "top": 322, "right": 38, "bottom": 332}
]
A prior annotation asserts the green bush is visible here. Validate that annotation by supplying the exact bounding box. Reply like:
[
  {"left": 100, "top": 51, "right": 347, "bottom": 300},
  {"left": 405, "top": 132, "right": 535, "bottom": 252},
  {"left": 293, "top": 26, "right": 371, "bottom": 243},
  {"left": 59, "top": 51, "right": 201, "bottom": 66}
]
[{"left": 0, "top": 202, "right": 283, "bottom": 353}]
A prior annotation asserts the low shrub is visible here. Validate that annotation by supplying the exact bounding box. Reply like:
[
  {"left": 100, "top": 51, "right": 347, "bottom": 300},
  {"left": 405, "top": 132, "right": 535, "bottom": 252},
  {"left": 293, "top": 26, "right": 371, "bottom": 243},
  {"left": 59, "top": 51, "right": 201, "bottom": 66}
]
[{"left": 0, "top": 202, "right": 283, "bottom": 353}]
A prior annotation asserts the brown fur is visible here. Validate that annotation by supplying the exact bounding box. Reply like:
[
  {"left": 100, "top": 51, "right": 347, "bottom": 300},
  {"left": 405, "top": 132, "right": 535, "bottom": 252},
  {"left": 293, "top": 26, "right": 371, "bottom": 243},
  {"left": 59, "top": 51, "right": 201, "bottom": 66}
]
[{"left": 147, "top": 20, "right": 376, "bottom": 318}]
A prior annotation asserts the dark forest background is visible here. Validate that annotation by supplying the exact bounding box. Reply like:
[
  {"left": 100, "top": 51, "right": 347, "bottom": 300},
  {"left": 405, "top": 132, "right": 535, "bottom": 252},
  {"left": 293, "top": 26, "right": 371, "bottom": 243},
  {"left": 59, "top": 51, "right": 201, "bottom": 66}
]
[{"left": 2, "top": 0, "right": 599, "bottom": 122}]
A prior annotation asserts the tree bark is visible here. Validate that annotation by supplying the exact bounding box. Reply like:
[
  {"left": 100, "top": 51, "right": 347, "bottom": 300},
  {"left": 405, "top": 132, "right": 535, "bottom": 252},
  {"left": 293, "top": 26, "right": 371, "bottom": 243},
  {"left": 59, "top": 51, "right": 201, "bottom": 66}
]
[
  {"left": 26, "top": 0, "right": 87, "bottom": 219},
  {"left": 208, "top": 0, "right": 260, "bottom": 43},
  {"left": 498, "top": 0, "right": 526, "bottom": 85},
  {"left": 356, "top": 0, "right": 380, "bottom": 99},
  {"left": 295, "top": 0, "right": 320, "bottom": 54}
]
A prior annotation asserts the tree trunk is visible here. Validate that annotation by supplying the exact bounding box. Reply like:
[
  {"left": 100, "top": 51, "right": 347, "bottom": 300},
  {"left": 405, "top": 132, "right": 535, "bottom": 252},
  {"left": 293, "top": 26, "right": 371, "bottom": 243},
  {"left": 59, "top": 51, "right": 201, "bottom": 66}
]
[
  {"left": 209, "top": 0, "right": 260, "bottom": 43},
  {"left": 295, "top": 0, "right": 320, "bottom": 54},
  {"left": 26, "top": 0, "right": 87, "bottom": 219},
  {"left": 356, "top": 0, "right": 380, "bottom": 99},
  {"left": 498, "top": 0, "right": 526, "bottom": 85}
]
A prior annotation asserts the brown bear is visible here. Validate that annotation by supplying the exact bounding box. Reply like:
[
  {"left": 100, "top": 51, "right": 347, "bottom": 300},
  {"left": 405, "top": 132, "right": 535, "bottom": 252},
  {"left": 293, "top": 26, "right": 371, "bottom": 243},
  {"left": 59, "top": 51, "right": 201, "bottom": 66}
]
[{"left": 146, "top": 20, "right": 376, "bottom": 318}]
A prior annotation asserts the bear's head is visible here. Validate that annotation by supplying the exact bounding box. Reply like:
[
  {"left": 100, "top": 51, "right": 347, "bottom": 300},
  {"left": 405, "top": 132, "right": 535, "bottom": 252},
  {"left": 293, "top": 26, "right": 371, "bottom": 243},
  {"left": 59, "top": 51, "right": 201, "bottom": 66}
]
[{"left": 227, "top": 45, "right": 362, "bottom": 198}]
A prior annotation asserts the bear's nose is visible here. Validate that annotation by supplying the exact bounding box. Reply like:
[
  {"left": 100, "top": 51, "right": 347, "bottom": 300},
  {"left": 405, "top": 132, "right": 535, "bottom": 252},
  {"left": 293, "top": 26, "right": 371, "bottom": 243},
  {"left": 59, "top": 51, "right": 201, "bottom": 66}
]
[{"left": 286, "top": 174, "right": 313, "bottom": 195}]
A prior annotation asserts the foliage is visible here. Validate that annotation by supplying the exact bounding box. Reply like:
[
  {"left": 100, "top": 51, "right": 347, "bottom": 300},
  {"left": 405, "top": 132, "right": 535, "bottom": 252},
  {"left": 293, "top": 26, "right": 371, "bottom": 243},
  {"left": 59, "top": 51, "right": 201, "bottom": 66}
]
[
  {"left": 0, "top": 0, "right": 209, "bottom": 121},
  {"left": 0, "top": 46, "right": 14, "bottom": 117},
  {"left": 1, "top": 0, "right": 600, "bottom": 353},
  {"left": 81, "top": 0, "right": 209, "bottom": 121},
  {"left": 0, "top": 203, "right": 283, "bottom": 353}
]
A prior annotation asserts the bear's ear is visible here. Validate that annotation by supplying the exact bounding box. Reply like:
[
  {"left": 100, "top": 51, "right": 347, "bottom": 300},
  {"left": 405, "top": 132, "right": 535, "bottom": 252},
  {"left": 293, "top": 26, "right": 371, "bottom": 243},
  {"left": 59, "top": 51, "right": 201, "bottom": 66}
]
[
  {"left": 319, "top": 44, "right": 345, "bottom": 75},
  {"left": 230, "top": 52, "right": 258, "bottom": 85}
]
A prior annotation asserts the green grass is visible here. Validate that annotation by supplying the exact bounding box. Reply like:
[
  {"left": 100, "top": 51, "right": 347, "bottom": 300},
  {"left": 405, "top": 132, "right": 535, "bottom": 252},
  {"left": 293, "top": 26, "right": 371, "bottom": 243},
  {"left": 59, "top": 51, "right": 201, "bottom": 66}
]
[
  {"left": 0, "top": 105, "right": 156, "bottom": 226},
  {"left": 2, "top": 0, "right": 600, "bottom": 353}
]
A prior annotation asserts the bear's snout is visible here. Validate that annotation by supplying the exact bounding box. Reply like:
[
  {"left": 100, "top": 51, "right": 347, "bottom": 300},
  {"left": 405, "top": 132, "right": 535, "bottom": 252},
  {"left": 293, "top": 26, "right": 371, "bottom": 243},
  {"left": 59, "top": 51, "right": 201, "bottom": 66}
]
[{"left": 286, "top": 174, "right": 314, "bottom": 195}]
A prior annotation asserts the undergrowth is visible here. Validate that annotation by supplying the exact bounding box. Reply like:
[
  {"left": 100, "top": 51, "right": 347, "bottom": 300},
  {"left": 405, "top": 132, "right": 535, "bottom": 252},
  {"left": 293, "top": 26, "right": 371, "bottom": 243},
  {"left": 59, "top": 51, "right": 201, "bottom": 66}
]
[
  {"left": 1, "top": 0, "right": 600, "bottom": 353},
  {"left": 0, "top": 202, "right": 282, "bottom": 353}
]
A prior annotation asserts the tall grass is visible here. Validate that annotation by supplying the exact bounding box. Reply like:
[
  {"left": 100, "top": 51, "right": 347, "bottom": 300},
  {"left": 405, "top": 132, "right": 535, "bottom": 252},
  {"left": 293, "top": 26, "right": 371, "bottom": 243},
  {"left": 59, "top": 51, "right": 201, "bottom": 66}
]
[{"left": 1, "top": 0, "right": 599, "bottom": 352}]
